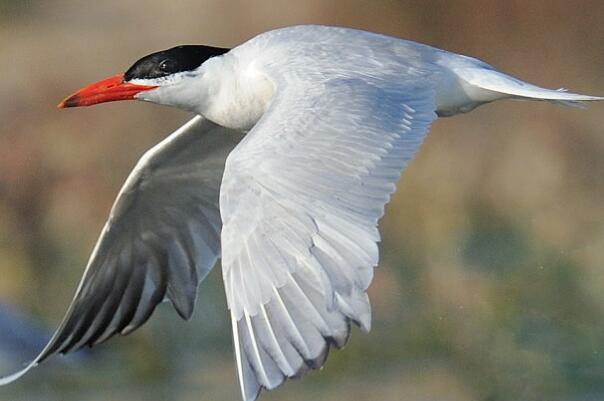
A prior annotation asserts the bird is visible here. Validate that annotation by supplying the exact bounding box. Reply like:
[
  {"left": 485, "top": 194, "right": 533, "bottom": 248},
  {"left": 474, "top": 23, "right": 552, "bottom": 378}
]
[{"left": 1, "top": 25, "right": 602, "bottom": 401}]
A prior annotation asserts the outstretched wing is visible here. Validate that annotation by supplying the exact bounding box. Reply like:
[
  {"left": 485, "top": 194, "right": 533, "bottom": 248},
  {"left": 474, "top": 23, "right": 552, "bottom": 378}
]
[
  {"left": 220, "top": 76, "right": 436, "bottom": 400},
  {"left": 1, "top": 116, "right": 243, "bottom": 384}
]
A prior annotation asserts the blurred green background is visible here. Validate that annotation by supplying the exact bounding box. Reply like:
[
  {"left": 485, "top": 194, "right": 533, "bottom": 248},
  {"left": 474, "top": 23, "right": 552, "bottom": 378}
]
[{"left": 1, "top": 1, "right": 604, "bottom": 400}]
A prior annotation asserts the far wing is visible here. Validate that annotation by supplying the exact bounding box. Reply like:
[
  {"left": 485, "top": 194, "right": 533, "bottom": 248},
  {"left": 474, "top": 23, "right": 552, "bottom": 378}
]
[
  {"left": 220, "top": 77, "right": 436, "bottom": 400},
  {"left": 1, "top": 116, "right": 243, "bottom": 384}
]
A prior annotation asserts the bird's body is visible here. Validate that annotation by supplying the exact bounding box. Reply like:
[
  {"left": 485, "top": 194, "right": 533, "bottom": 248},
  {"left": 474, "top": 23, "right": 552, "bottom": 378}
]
[
  {"left": 152, "top": 25, "right": 595, "bottom": 129},
  {"left": 2, "top": 25, "right": 602, "bottom": 401}
]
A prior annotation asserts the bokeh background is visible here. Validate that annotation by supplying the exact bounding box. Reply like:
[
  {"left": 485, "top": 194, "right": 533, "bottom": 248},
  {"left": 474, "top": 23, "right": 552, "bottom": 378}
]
[{"left": 1, "top": 1, "right": 604, "bottom": 400}]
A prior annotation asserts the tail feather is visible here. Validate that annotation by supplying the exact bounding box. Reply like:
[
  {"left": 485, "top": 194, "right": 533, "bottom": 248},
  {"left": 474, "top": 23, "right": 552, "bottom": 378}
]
[{"left": 455, "top": 65, "right": 603, "bottom": 107}]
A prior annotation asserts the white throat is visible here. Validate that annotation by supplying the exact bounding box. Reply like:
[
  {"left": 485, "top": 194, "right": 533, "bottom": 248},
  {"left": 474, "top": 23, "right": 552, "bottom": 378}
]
[{"left": 198, "top": 55, "right": 275, "bottom": 131}]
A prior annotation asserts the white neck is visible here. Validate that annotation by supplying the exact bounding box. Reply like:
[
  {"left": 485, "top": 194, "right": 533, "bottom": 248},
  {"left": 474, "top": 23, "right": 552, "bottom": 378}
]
[
  {"left": 196, "top": 55, "right": 275, "bottom": 131},
  {"left": 135, "top": 53, "right": 275, "bottom": 131}
]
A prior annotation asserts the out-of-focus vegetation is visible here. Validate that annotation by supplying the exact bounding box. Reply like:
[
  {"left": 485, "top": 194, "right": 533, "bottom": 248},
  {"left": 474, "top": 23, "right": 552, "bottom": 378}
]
[{"left": 1, "top": 1, "right": 604, "bottom": 400}]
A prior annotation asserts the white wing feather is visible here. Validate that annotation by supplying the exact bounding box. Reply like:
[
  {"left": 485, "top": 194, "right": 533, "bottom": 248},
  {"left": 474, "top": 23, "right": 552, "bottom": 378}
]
[{"left": 220, "top": 76, "right": 437, "bottom": 400}]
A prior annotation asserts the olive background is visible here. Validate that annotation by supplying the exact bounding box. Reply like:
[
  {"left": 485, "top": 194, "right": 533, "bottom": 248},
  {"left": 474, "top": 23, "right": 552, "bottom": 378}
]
[{"left": 1, "top": 1, "right": 604, "bottom": 400}]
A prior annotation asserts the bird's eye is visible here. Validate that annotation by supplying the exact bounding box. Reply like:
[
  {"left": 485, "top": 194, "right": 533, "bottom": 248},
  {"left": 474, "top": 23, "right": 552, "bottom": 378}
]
[{"left": 158, "top": 58, "right": 176, "bottom": 72}]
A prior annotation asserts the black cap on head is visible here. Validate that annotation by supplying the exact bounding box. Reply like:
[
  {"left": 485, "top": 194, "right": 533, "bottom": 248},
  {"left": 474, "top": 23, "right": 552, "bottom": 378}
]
[{"left": 124, "top": 45, "right": 230, "bottom": 81}]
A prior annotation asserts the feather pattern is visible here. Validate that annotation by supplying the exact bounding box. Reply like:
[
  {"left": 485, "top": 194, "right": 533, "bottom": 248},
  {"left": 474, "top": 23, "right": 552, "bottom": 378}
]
[
  {"left": 220, "top": 62, "right": 437, "bottom": 399},
  {"left": 0, "top": 116, "right": 243, "bottom": 385}
]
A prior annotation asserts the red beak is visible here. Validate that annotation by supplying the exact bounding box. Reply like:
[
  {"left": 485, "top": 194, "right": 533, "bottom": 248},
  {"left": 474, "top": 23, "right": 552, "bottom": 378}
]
[{"left": 57, "top": 73, "right": 158, "bottom": 108}]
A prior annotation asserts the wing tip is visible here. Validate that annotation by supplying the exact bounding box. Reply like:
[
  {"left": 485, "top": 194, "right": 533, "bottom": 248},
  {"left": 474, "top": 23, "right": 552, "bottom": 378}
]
[
  {"left": 172, "top": 300, "right": 195, "bottom": 321},
  {"left": 243, "top": 384, "right": 262, "bottom": 401},
  {"left": 0, "top": 360, "right": 38, "bottom": 386}
]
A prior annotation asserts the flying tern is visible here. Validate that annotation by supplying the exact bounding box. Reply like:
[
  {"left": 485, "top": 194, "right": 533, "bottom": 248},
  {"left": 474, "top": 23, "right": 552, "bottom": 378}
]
[{"left": 1, "top": 25, "right": 602, "bottom": 400}]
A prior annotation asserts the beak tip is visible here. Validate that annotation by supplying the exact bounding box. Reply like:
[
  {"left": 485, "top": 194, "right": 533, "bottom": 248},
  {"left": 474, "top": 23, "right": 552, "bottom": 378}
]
[{"left": 57, "top": 96, "right": 79, "bottom": 109}]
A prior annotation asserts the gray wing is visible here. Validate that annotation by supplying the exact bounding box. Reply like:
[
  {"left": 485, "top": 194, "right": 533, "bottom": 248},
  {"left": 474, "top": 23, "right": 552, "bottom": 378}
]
[
  {"left": 219, "top": 76, "right": 436, "bottom": 401},
  {"left": 0, "top": 116, "right": 243, "bottom": 384}
]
